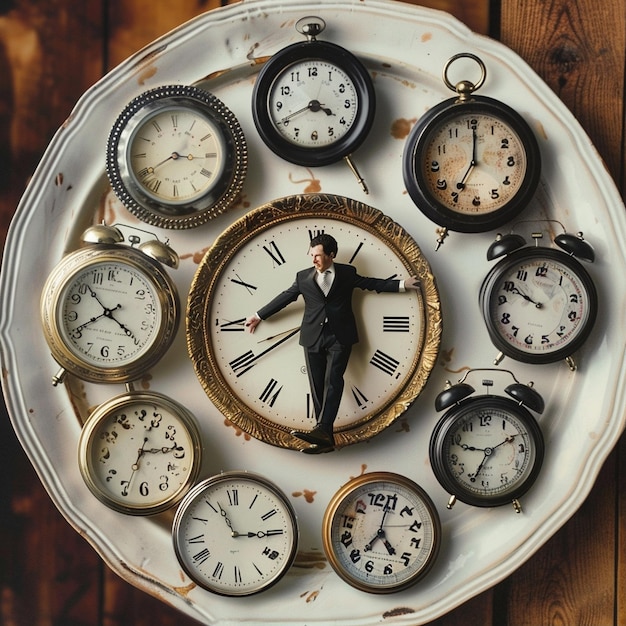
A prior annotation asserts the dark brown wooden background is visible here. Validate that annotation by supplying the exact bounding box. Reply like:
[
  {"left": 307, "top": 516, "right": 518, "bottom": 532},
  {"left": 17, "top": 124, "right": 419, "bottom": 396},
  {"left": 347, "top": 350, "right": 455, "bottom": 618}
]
[{"left": 1, "top": 1, "right": 624, "bottom": 624}]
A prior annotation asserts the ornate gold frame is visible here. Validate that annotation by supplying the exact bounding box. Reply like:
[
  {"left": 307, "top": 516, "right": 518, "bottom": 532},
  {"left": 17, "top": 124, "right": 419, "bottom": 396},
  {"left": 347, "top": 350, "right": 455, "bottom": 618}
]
[{"left": 186, "top": 193, "right": 442, "bottom": 449}]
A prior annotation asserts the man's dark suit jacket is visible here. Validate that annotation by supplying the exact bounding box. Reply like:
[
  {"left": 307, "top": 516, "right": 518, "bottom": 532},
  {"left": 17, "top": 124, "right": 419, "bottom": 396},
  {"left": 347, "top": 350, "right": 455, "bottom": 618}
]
[{"left": 257, "top": 262, "right": 401, "bottom": 347}]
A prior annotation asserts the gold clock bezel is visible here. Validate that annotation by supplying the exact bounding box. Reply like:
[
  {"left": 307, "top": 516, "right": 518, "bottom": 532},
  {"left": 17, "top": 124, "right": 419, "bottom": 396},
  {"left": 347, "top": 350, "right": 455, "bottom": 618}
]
[
  {"left": 321, "top": 471, "right": 442, "bottom": 593},
  {"left": 186, "top": 193, "right": 442, "bottom": 450},
  {"left": 40, "top": 245, "right": 180, "bottom": 384},
  {"left": 77, "top": 390, "right": 203, "bottom": 515}
]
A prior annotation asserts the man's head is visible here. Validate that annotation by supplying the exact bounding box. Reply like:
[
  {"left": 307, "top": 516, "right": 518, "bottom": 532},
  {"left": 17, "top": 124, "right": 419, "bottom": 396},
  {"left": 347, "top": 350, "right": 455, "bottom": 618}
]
[{"left": 309, "top": 233, "right": 337, "bottom": 272}]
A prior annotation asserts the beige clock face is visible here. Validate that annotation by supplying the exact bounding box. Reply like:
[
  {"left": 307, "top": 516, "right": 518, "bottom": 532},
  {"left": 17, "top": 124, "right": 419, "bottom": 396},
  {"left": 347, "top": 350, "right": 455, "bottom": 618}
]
[
  {"left": 322, "top": 472, "right": 441, "bottom": 593},
  {"left": 40, "top": 246, "right": 180, "bottom": 384},
  {"left": 128, "top": 105, "right": 227, "bottom": 205},
  {"left": 187, "top": 194, "right": 442, "bottom": 450},
  {"left": 421, "top": 111, "right": 528, "bottom": 215},
  {"left": 78, "top": 391, "right": 202, "bottom": 515}
]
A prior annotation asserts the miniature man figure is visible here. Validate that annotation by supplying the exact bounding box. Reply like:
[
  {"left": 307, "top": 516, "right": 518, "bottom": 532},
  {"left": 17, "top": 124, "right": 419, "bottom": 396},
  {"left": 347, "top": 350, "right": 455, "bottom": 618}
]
[{"left": 246, "top": 233, "right": 420, "bottom": 453}]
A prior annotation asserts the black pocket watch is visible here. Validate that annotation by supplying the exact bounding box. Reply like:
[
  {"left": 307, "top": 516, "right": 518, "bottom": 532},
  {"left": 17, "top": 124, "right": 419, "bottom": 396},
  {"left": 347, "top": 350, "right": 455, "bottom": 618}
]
[
  {"left": 479, "top": 223, "right": 598, "bottom": 370},
  {"left": 402, "top": 53, "right": 541, "bottom": 249},
  {"left": 106, "top": 84, "right": 247, "bottom": 229},
  {"left": 40, "top": 223, "right": 180, "bottom": 385},
  {"left": 429, "top": 369, "right": 545, "bottom": 512},
  {"left": 251, "top": 16, "right": 375, "bottom": 192}
]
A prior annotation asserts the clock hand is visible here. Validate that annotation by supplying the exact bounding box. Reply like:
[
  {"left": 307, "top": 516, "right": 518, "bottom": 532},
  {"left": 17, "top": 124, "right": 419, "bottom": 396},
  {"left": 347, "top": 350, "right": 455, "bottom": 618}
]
[
  {"left": 257, "top": 325, "right": 302, "bottom": 343},
  {"left": 232, "top": 529, "right": 285, "bottom": 538},
  {"left": 469, "top": 451, "right": 489, "bottom": 483},
  {"left": 121, "top": 437, "right": 149, "bottom": 496},
  {"left": 71, "top": 312, "right": 107, "bottom": 336},
  {"left": 456, "top": 128, "right": 477, "bottom": 190},
  {"left": 217, "top": 502, "right": 238, "bottom": 537},
  {"left": 511, "top": 286, "right": 542, "bottom": 308},
  {"left": 145, "top": 152, "right": 177, "bottom": 173},
  {"left": 364, "top": 506, "right": 396, "bottom": 554},
  {"left": 279, "top": 100, "right": 334, "bottom": 124},
  {"left": 233, "top": 327, "right": 301, "bottom": 376},
  {"left": 469, "top": 435, "right": 517, "bottom": 482}
]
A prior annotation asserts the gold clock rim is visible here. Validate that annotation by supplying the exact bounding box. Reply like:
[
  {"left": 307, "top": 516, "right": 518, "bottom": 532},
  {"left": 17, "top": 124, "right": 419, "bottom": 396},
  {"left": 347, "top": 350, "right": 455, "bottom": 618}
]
[
  {"left": 77, "top": 390, "right": 203, "bottom": 516},
  {"left": 186, "top": 193, "right": 442, "bottom": 450},
  {"left": 321, "top": 471, "right": 442, "bottom": 593},
  {"left": 40, "top": 245, "right": 180, "bottom": 384}
]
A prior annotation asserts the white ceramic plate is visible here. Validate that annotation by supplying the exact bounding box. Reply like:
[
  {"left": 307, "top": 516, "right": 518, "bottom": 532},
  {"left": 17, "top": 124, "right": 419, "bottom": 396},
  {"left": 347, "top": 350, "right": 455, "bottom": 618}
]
[{"left": 2, "top": 1, "right": 625, "bottom": 624}]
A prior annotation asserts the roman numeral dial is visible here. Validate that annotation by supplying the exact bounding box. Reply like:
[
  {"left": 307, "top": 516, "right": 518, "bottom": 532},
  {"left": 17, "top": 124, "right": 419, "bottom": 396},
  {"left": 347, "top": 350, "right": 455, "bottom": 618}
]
[
  {"left": 187, "top": 195, "right": 441, "bottom": 450},
  {"left": 172, "top": 471, "right": 298, "bottom": 596}
]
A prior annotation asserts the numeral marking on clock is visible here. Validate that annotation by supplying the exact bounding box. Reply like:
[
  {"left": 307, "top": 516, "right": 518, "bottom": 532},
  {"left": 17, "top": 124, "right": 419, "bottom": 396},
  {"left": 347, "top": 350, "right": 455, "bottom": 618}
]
[
  {"left": 348, "top": 241, "right": 364, "bottom": 264},
  {"left": 383, "top": 316, "right": 410, "bottom": 332},
  {"left": 306, "top": 394, "right": 315, "bottom": 420},
  {"left": 259, "top": 378, "right": 282, "bottom": 406},
  {"left": 230, "top": 274, "right": 257, "bottom": 294},
  {"left": 369, "top": 349, "right": 400, "bottom": 377},
  {"left": 227, "top": 489, "right": 239, "bottom": 506},
  {"left": 263, "top": 241, "right": 286, "bottom": 266},
  {"left": 261, "top": 508, "right": 277, "bottom": 521},
  {"left": 351, "top": 385, "right": 369, "bottom": 409},
  {"left": 308, "top": 228, "right": 324, "bottom": 241},
  {"left": 230, "top": 351, "right": 256, "bottom": 375},
  {"left": 216, "top": 318, "right": 246, "bottom": 332},
  {"left": 193, "top": 548, "right": 211, "bottom": 565}
]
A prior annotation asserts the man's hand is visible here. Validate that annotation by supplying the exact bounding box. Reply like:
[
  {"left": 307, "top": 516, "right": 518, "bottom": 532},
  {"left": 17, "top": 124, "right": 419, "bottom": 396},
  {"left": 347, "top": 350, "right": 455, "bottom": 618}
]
[
  {"left": 404, "top": 276, "right": 420, "bottom": 290},
  {"left": 245, "top": 315, "right": 261, "bottom": 334}
]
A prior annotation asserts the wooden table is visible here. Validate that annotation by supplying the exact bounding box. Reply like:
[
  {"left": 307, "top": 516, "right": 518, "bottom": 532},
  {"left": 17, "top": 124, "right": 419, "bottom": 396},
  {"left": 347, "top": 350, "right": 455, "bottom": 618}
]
[{"left": 1, "top": 1, "right": 624, "bottom": 624}]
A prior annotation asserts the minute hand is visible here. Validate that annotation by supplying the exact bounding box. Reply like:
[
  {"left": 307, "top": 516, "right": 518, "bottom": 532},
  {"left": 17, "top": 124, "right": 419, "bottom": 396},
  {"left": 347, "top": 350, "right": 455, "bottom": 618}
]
[{"left": 233, "top": 327, "right": 301, "bottom": 376}]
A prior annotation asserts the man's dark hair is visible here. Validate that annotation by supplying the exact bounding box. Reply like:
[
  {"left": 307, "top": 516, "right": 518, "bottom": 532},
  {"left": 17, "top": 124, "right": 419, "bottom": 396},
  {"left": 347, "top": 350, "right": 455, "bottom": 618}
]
[{"left": 310, "top": 233, "right": 338, "bottom": 257}]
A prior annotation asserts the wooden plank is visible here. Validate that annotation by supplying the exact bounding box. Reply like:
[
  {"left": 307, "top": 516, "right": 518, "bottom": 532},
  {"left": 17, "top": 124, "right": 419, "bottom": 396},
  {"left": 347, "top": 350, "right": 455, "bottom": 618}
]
[
  {"left": 500, "top": 0, "right": 626, "bottom": 181},
  {"left": 499, "top": 0, "right": 626, "bottom": 624},
  {"left": 0, "top": 3, "right": 107, "bottom": 626}
]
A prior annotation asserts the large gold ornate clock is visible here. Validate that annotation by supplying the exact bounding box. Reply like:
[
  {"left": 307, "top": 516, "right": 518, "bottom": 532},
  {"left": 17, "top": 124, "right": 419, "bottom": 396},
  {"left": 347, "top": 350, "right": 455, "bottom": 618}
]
[{"left": 187, "top": 193, "right": 441, "bottom": 450}]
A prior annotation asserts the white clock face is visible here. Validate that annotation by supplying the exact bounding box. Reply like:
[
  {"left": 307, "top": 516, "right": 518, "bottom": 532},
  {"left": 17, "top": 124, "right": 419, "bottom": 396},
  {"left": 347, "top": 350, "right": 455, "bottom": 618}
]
[
  {"left": 128, "top": 105, "right": 226, "bottom": 204},
  {"left": 482, "top": 249, "right": 596, "bottom": 361},
  {"left": 79, "top": 392, "right": 201, "bottom": 514},
  {"left": 172, "top": 472, "right": 298, "bottom": 596},
  {"left": 58, "top": 258, "right": 163, "bottom": 367},
  {"left": 322, "top": 472, "right": 440, "bottom": 592},
  {"left": 440, "top": 402, "right": 537, "bottom": 500},
  {"left": 267, "top": 59, "right": 359, "bottom": 147},
  {"left": 205, "top": 217, "right": 425, "bottom": 437},
  {"left": 420, "top": 111, "right": 528, "bottom": 215}
]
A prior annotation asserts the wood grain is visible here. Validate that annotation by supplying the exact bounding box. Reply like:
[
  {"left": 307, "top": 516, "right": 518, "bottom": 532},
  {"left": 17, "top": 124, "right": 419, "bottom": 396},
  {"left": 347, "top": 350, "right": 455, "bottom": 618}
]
[{"left": 2, "top": 0, "right": 624, "bottom": 624}]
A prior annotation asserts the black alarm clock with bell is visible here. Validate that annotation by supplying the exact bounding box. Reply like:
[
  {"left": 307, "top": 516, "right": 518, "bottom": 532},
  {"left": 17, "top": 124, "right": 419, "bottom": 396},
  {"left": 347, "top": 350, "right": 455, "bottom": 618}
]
[
  {"left": 402, "top": 53, "right": 541, "bottom": 249},
  {"left": 252, "top": 16, "right": 375, "bottom": 192},
  {"left": 479, "top": 223, "right": 598, "bottom": 370},
  {"left": 429, "top": 368, "right": 545, "bottom": 512}
]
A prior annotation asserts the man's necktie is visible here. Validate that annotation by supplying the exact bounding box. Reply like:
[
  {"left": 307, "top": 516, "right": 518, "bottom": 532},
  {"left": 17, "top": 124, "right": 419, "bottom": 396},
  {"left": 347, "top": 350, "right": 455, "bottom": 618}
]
[{"left": 321, "top": 270, "right": 331, "bottom": 296}]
